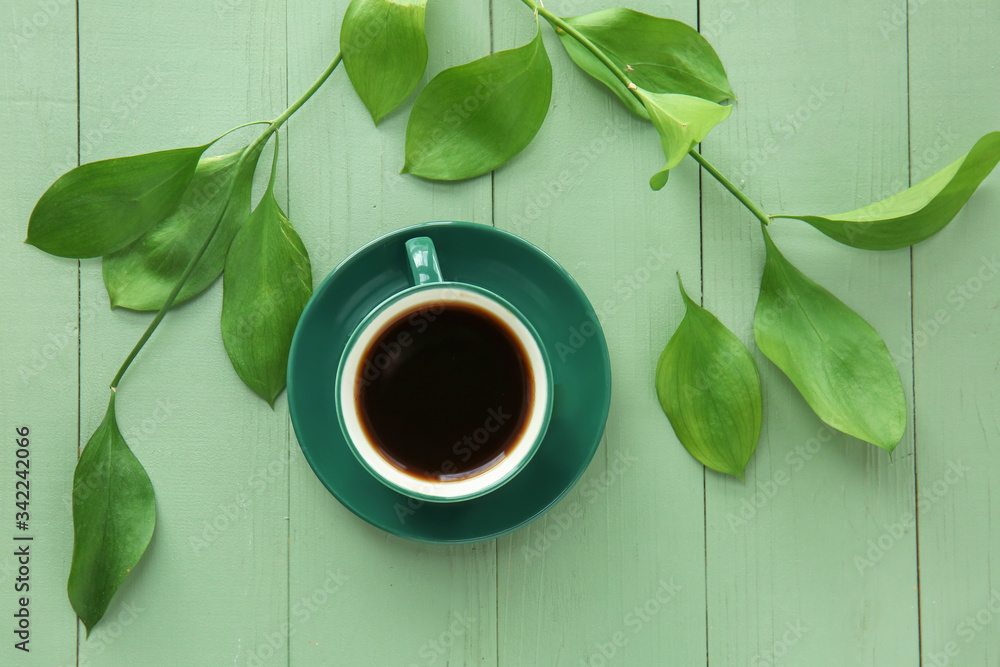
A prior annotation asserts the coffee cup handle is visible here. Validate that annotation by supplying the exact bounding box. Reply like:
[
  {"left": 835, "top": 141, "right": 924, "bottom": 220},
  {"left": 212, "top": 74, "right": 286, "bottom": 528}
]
[{"left": 405, "top": 236, "right": 444, "bottom": 285}]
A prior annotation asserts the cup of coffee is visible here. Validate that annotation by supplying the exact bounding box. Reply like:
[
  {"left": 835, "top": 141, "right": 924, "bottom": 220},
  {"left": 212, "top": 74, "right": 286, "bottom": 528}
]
[{"left": 336, "top": 236, "right": 553, "bottom": 502}]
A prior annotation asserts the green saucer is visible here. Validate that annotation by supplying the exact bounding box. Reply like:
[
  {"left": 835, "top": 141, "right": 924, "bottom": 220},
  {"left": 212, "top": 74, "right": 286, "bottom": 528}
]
[{"left": 287, "top": 221, "right": 612, "bottom": 543}]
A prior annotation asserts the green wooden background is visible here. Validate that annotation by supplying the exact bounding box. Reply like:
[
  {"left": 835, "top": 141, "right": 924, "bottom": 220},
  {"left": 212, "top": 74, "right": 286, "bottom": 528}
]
[{"left": 1, "top": 0, "right": 998, "bottom": 665}]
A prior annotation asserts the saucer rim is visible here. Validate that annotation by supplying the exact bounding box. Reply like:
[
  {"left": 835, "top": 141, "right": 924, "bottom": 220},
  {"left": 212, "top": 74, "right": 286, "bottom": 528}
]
[{"left": 287, "top": 221, "right": 612, "bottom": 543}]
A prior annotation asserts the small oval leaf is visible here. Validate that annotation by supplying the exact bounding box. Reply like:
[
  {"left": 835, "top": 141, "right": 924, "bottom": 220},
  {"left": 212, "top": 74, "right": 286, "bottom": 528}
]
[
  {"left": 656, "top": 275, "right": 762, "bottom": 480},
  {"left": 221, "top": 142, "right": 312, "bottom": 406},
  {"left": 341, "top": 0, "right": 428, "bottom": 125},
  {"left": 102, "top": 146, "right": 263, "bottom": 311},
  {"left": 773, "top": 131, "right": 1000, "bottom": 249},
  {"left": 558, "top": 8, "right": 734, "bottom": 118},
  {"left": 68, "top": 393, "right": 156, "bottom": 635},
  {"left": 753, "top": 227, "right": 906, "bottom": 451},
  {"left": 403, "top": 25, "right": 552, "bottom": 180},
  {"left": 637, "top": 88, "right": 732, "bottom": 190},
  {"left": 26, "top": 144, "right": 207, "bottom": 258}
]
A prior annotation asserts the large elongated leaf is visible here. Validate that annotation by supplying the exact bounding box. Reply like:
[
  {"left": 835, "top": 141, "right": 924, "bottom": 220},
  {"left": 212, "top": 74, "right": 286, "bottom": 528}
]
[
  {"left": 102, "top": 146, "right": 263, "bottom": 311},
  {"left": 656, "top": 276, "right": 762, "bottom": 480},
  {"left": 773, "top": 132, "right": 1000, "bottom": 249},
  {"left": 638, "top": 88, "right": 732, "bottom": 190},
  {"left": 68, "top": 393, "right": 155, "bottom": 635},
  {"left": 341, "top": 0, "right": 428, "bottom": 125},
  {"left": 558, "top": 8, "right": 734, "bottom": 118},
  {"left": 26, "top": 145, "right": 207, "bottom": 258},
  {"left": 403, "top": 25, "right": 552, "bottom": 180},
  {"left": 753, "top": 227, "right": 906, "bottom": 451},
  {"left": 221, "top": 141, "right": 312, "bottom": 406}
]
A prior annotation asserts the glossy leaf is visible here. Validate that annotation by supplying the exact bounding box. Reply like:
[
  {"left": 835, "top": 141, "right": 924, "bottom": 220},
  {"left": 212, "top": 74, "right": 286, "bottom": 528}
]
[
  {"left": 403, "top": 25, "right": 552, "bottom": 180},
  {"left": 773, "top": 132, "right": 1000, "bottom": 249},
  {"left": 221, "top": 140, "right": 312, "bottom": 406},
  {"left": 558, "top": 8, "right": 734, "bottom": 118},
  {"left": 26, "top": 145, "right": 207, "bottom": 258},
  {"left": 68, "top": 393, "right": 155, "bottom": 635},
  {"left": 102, "top": 146, "right": 263, "bottom": 311},
  {"left": 341, "top": 0, "right": 428, "bottom": 125},
  {"left": 656, "top": 276, "right": 762, "bottom": 480},
  {"left": 637, "top": 88, "right": 732, "bottom": 190},
  {"left": 753, "top": 227, "right": 906, "bottom": 451}
]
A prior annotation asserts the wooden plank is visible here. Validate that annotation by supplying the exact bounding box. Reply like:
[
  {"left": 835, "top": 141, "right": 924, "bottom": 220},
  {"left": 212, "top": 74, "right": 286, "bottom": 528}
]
[
  {"left": 698, "top": 1, "right": 919, "bottom": 664},
  {"left": 284, "top": 1, "right": 497, "bottom": 665},
  {"left": 0, "top": 3, "right": 80, "bottom": 665},
  {"left": 13, "top": 1, "right": 999, "bottom": 664},
  {"left": 909, "top": 3, "right": 1000, "bottom": 665},
  {"left": 492, "top": 2, "right": 708, "bottom": 664},
  {"left": 75, "top": 1, "right": 290, "bottom": 664}
]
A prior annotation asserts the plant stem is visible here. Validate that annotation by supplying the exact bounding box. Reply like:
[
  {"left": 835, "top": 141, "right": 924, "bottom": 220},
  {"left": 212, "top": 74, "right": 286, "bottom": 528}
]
[
  {"left": 247, "top": 52, "right": 343, "bottom": 156},
  {"left": 687, "top": 149, "right": 770, "bottom": 227},
  {"left": 515, "top": 0, "right": 771, "bottom": 228},
  {"left": 109, "top": 52, "right": 343, "bottom": 391},
  {"left": 518, "top": 0, "right": 636, "bottom": 93},
  {"left": 110, "top": 182, "right": 240, "bottom": 390}
]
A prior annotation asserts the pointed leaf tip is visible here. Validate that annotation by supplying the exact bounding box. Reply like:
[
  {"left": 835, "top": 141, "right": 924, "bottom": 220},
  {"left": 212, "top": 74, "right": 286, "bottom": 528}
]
[
  {"left": 221, "top": 189, "right": 313, "bottom": 405},
  {"left": 102, "top": 146, "right": 264, "bottom": 312},
  {"left": 656, "top": 279, "right": 762, "bottom": 479},
  {"left": 753, "top": 227, "right": 906, "bottom": 451},
  {"left": 556, "top": 8, "right": 734, "bottom": 118},
  {"left": 68, "top": 393, "right": 155, "bottom": 633},
  {"left": 650, "top": 166, "right": 670, "bottom": 191},
  {"left": 773, "top": 131, "right": 1000, "bottom": 249},
  {"left": 676, "top": 273, "right": 696, "bottom": 307},
  {"left": 342, "top": 0, "right": 428, "bottom": 125},
  {"left": 403, "top": 27, "right": 552, "bottom": 181},
  {"left": 27, "top": 145, "right": 208, "bottom": 258},
  {"left": 638, "top": 89, "right": 731, "bottom": 189}
]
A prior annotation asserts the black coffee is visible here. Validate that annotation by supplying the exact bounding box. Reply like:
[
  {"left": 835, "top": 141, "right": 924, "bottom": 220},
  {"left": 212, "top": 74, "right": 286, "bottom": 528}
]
[{"left": 355, "top": 301, "right": 533, "bottom": 481}]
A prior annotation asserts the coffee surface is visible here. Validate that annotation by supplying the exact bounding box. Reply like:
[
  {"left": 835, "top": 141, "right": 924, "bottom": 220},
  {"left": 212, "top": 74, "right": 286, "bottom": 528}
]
[{"left": 356, "top": 301, "right": 532, "bottom": 481}]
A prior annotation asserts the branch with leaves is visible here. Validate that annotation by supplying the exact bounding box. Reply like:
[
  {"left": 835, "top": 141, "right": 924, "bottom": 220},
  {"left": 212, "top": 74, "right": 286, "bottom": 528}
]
[{"left": 24, "top": 0, "right": 999, "bottom": 634}]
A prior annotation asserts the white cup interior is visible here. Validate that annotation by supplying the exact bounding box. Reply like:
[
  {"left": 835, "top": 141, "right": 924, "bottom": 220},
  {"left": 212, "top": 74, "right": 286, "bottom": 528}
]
[{"left": 338, "top": 285, "right": 550, "bottom": 501}]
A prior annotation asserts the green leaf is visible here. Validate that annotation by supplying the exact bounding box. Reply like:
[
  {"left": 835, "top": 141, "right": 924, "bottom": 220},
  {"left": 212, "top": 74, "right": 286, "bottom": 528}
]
[
  {"left": 68, "top": 393, "right": 155, "bottom": 635},
  {"left": 102, "top": 146, "right": 263, "bottom": 311},
  {"left": 637, "top": 88, "right": 732, "bottom": 190},
  {"left": 341, "top": 0, "right": 428, "bottom": 125},
  {"left": 26, "top": 144, "right": 207, "bottom": 258},
  {"left": 403, "top": 25, "right": 552, "bottom": 180},
  {"left": 221, "top": 139, "right": 312, "bottom": 406},
  {"left": 558, "top": 8, "right": 734, "bottom": 119},
  {"left": 753, "top": 227, "right": 906, "bottom": 451},
  {"left": 655, "top": 276, "right": 762, "bottom": 480},
  {"left": 773, "top": 132, "right": 1000, "bottom": 249}
]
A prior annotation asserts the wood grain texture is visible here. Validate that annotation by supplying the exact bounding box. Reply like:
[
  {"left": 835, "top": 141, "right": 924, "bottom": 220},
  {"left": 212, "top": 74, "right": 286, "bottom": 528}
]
[
  {"left": 284, "top": 2, "right": 497, "bottom": 666},
  {"left": 492, "top": 2, "right": 708, "bottom": 665},
  {"left": 699, "top": 1, "right": 919, "bottom": 664},
  {"left": 910, "top": 2, "right": 1000, "bottom": 665},
  {"left": 76, "top": 1, "right": 290, "bottom": 664},
  {"left": 0, "top": 2, "right": 79, "bottom": 665},
  {"left": 2, "top": 1, "right": 999, "bottom": 665}
]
